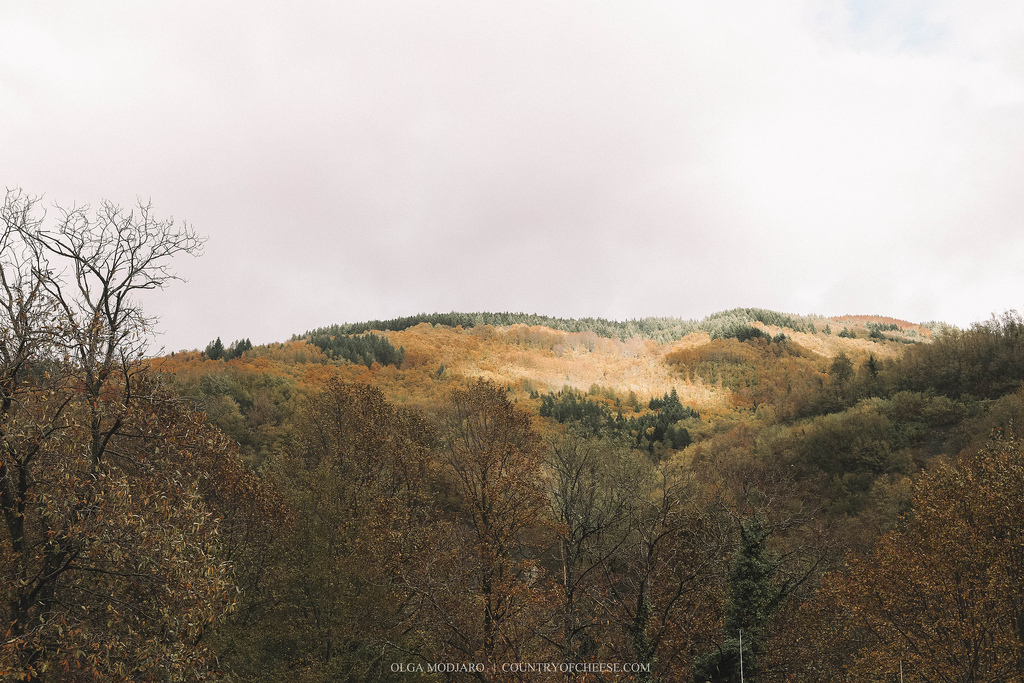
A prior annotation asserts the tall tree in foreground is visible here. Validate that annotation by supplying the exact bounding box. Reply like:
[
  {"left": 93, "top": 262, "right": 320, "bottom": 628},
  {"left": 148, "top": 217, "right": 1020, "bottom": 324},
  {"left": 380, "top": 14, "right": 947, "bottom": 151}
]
[
  {"left": 0, "top": 190, "right": 251, "bottom": 681},
  {"left": 544, "top": 428, "right": 644, "bottom": 665},
  {"left": 606, "top": 463, "right": 730, "bottom": 683},
  {"left": 694, "top": 516, "right": 777, "bottom": 683},
  {"left": 437, "top": 379, "right": 551, "bottom": 666}
]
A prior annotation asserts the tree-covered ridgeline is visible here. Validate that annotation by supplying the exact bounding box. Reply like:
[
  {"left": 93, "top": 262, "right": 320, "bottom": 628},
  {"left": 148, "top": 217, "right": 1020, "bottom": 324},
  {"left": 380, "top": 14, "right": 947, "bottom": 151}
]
[
  {"left": 893, "top": 310, "right": 1024, "bottom": 399},
  {"left": 294, "top": 307, "right": 825, "bottom": 344},
  {"left": 205, "top": 332, "right": 405, "bottom": 368}
]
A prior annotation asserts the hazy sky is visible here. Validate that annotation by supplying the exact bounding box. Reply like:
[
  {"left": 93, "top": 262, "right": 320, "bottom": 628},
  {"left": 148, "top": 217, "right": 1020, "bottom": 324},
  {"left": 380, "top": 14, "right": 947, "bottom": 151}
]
[{"left": 2, "top": 1, "right": 1023, "bottom": 352}]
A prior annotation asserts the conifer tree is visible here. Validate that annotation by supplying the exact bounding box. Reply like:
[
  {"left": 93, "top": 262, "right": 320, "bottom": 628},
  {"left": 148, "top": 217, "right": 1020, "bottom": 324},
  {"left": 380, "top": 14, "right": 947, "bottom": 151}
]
[
  {"left": 694, "top": 516, "right": 777, "bottom": 683},
  {"left": 205, "top": 336, "right": 225, "bottom": 360}
]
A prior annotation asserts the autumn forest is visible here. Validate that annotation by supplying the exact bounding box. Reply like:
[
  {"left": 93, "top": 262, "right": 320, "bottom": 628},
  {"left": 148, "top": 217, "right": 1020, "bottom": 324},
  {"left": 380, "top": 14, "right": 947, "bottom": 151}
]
[{"left": 4, "top": 193, "right": 1024, "bottom": 682}]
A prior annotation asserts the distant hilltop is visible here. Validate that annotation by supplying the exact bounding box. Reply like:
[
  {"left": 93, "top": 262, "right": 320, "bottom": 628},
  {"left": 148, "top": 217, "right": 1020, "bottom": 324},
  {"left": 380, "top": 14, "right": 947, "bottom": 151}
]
[{"left": 294, "top": 308, "right": 937, "bottom": 344}]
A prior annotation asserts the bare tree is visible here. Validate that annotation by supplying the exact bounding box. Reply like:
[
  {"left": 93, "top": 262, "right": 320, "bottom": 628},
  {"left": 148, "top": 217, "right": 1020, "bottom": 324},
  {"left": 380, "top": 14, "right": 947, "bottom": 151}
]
[
  {"left": 0, "top": 190, "right": 232, "bottom": 682},
  {"left": 25, "top": 194, "right": 204, "bottom": 466},
  {"left": 544, "top": 427, "right": 646, "bottom": 664}
]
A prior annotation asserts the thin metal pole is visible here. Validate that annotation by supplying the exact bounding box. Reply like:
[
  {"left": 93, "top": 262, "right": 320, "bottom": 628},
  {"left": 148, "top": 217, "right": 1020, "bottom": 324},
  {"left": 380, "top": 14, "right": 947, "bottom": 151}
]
[
  {"left": 900, "top": 660, "right": 903, "bottom": 683},
  {"left": 739, "top": 630, "right": 744, "bottom": 683}
]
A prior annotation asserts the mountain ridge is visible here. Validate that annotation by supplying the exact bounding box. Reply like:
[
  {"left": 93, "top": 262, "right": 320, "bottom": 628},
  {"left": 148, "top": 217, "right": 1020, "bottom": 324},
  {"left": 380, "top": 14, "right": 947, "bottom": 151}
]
[{"left": 294, "top": 307, "right": 934, "bottom": 344}]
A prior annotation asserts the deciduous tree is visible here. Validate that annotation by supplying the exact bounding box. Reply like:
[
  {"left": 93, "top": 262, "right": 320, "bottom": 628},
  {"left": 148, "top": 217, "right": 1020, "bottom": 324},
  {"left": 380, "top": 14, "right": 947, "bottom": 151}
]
[
  {"left": 437, "top": 379, "right": 550, "bottom": 664},
  {"left": 0, "top": 190, "right": 253, "bottom": 681},
  {"left": 544, "top": 428, "right": 645, "bottom": 664}
]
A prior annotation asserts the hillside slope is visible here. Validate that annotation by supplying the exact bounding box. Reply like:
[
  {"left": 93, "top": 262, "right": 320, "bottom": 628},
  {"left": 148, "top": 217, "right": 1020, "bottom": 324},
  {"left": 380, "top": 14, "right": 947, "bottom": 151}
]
[
  {"left": 297, "top": 309, "right": 924, "bottom": 404},
  {"left": 154, "top": 309, "right": 929, "bottom": 462},
  {"left": 151, "top": 309, "right": 1024, "bottom": 683}
]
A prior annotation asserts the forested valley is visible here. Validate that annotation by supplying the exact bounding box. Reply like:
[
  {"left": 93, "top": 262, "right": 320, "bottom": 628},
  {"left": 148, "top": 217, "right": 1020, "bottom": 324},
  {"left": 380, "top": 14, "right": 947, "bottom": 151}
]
[{"left": 5, "top": 192, "right": 1024, "bottom": 681}]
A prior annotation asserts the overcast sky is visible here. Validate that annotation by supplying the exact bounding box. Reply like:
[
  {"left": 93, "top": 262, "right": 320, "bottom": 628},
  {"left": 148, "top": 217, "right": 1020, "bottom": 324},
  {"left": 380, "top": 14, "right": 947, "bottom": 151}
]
[{"left": 2, "top": 1, "right": 1023, "bottom": 352}]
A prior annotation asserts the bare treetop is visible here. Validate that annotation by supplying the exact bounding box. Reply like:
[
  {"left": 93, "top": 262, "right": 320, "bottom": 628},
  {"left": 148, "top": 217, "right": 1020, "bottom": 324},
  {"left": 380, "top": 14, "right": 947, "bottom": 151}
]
[{"left": 2, "top": 189, "right": 205, "bottom": 364}]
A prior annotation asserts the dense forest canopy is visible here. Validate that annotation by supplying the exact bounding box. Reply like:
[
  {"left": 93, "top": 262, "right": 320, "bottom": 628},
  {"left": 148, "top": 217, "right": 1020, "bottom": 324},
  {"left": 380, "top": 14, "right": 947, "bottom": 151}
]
[
  {"left": 5, "top": 189, "right": 1024, "bottom": 682},
  {"left": 151, "top": 303, "right": 1024, "bottom": 681}
]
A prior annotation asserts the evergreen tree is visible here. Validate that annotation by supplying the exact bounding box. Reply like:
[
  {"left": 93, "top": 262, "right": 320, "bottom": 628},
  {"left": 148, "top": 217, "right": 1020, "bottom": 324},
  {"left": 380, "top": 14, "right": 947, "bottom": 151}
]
[
  {"left": 305, "top": 332, "right": 404, "bottom": 368},
  {"left": 205, "top": 336, "right": 225, "bottom": 360},
  {"left": 224, "top": 338, "right": 253, "bottom": 360},
  {"left": 857, "top": 353, "right": 883, "bottom": 399},
  {"left": 694, "top": 516, "right": 777, "bottom": 683}
]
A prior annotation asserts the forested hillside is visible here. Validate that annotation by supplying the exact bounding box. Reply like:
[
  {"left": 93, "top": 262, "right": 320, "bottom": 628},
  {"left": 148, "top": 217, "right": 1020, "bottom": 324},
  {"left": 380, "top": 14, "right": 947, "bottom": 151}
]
[
  {"left": 295, "top": 307, "right": 852, "bottom": 344},
  {"left": 3, "top": 188, "right": 1022, "bottom": 683},
  {"left": 140, "top": 308, "right": 1024, "bottom": 681}
]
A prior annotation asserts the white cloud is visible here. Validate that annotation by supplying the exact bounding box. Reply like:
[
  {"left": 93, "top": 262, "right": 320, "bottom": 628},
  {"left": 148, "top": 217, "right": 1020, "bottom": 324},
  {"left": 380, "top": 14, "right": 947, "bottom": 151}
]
[{"left": 2, "top": 1, "right": 1023, "bottom": 350}]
